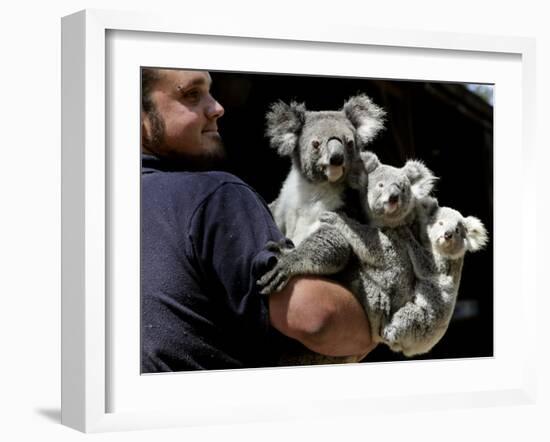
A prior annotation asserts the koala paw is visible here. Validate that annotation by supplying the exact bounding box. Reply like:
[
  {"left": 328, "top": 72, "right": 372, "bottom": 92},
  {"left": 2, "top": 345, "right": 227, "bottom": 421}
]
[
  {"left": 257, "top": 239, "right": 296, "bottom": 295},
  {"left": 376, "top": 291, "right": 391, "bottom": 317},
  {"left": 257, "top": 241, "right": 296, "bottom": 295},
  {"left": 319, "top": 211, "right": 339, "bottom": 225},
  {"left": 257, "top": 261, "right": 293, "bottom": 295},
  {"left": 394, "top": 225, "right": 413, "bottom": 240},
  {"left": 265, "top": 238, "right": 295, "bottom": 255},
  {"left": 382, "top": 325, "right": 401, "bottom": 345}
]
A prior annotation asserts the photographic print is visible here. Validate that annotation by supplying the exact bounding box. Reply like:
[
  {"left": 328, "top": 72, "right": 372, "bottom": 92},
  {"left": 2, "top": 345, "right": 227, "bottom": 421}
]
[
  {"left": 140, "top": 68, "right": 493, "bottom": 373},
  {"left": 62, "top": 12, "right": 535, "bottom": 431}
]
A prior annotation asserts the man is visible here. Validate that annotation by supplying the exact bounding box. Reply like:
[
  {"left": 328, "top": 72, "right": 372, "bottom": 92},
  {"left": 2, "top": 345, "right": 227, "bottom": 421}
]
[{"left": 141, "top": 68, "right": 376, "bottom": 372}]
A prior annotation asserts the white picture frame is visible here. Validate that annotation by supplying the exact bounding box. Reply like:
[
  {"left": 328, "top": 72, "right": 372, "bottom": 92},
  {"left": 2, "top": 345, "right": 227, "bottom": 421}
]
[{"left": 61, "top": 9, "right": 538, "bottom": 433}]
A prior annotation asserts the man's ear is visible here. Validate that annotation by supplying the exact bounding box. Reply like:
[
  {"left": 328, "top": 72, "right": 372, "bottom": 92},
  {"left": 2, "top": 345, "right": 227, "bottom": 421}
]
[
  {"left": 464, "top": 216, "right": 489, "bottom": 252},
  {"left": 265, "top": 101, "right": 306, "bottom": 157},
  {"left": 403, "top": 159, "right": 438, "bottom": 199},
  {"left": 141, "top": 110, "right": 152, "bottom": 151}
]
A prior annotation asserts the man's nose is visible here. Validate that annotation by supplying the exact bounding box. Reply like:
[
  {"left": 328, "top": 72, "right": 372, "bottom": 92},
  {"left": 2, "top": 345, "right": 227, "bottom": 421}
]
[{"left": 206, "top": 96, "right": 225, "bottom": 119}]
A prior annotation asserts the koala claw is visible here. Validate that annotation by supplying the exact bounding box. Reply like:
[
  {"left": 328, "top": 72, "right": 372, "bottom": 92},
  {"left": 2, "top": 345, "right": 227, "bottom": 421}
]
[
  {"left": 378, "top": 293, "right": 391, "bottom": 317},
  {"left": 382, "top": 325, "right": 400, "bottom": 345},
  {"left": 265, "top": 240, "right": 283, "bottom": 254},
  {"left": 319, "top": 211, "right": 339, "bottom": 225},
  {"left": 257, "top": 264, "right": 291, "bottom": 295},
  {"left": 265, "top": 239, "right": 294, "bottom": 255}
]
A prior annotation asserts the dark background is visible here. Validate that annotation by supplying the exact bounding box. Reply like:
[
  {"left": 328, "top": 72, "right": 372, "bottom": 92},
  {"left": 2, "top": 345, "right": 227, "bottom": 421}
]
[{"left": 210, "top": 71, "right": 494, "bottom": 363}]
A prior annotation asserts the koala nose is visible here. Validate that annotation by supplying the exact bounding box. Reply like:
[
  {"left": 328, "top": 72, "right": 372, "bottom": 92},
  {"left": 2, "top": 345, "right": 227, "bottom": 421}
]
[
  {"left": 329, "top": 152, "right": 344, "bottom": 166},
  {"left": 388, "top": 192, "right": 400, "bottom": 205},
  {"left": 327, "top": 138, "right": 345, "bottom": 166},
  {"left": 444, "top": 230, "right": 454, "bottom": 240}
]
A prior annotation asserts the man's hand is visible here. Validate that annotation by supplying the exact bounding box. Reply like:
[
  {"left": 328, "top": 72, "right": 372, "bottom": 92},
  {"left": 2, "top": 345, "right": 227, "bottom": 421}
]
[{"left": 268, "top": 276, "right": 377, "bottom": 358}]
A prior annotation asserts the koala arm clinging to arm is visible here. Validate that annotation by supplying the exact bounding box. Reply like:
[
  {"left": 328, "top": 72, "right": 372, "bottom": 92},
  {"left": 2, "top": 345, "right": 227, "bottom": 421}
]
[
  {"left": 319, "top": 211, "right": 383, "bottom": 266},
  {"left": 258, "top": 223, "right": 353, "bottom": 295},
  {"left": 260, "top": 227, "right": 377, "bottom": 358}
]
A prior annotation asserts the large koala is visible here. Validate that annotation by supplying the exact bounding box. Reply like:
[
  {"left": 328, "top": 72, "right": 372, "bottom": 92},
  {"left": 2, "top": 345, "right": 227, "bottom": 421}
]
[
  {"left": 258, "top": 151, "right": 438, "bottom": 363},
  {"left": 388, "top": 197, "right": 489, "bottom": 355},
  {"left": 266, "top": 95, "right": 385, "bottom": 245}
]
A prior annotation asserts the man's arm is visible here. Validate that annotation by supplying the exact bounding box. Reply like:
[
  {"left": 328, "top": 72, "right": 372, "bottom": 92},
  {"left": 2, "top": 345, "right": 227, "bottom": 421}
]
[
  {"left": 269, "top": 276, "right": 377, "bottom": 357},
  {"left": 188, "top": 180, "right": 375, "bottom": 360}
]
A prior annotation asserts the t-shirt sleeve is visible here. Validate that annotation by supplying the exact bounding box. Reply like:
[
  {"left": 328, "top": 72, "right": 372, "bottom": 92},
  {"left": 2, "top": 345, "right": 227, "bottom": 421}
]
[{"left": 186, "top": 182, "right": 285, "bottom": 335}]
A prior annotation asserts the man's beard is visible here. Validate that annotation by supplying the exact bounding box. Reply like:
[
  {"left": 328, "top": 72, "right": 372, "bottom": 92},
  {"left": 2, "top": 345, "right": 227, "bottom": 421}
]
[{"left": 142, "top": 109, "right": 227, "bottom": 171}]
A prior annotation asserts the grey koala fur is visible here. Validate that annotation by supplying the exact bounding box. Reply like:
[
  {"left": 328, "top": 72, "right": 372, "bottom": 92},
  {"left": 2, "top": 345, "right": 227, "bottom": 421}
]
[
  {"left": 388, "top": 197, "right": 489, "bottom": 355},
  {"left": 259, "top": 151, "right": 441, "bottom": 363},
  {"left": 266, "top": 95, "right": 385, "bottom": 245}
]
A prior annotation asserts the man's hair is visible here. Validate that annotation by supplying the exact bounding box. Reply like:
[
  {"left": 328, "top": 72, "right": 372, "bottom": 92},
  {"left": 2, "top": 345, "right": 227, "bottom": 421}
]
[
  {"left": 141, "top": 68, "right": 165, "bottom": 153},
  {"left": 141, "top": 68, "right": 161, "bottom": 113}
]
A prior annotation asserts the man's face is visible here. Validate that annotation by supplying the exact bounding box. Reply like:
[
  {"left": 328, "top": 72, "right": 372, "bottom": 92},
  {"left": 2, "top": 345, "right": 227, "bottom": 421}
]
[{"left": 141, "top": 70, "right": 225, "bottom": 166}]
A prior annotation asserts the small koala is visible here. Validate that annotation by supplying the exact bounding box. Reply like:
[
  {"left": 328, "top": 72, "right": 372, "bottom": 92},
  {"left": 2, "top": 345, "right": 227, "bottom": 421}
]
[
  {"left": 386, "top": 197, "right": 489, "bottom": 355},
  {"left": 350, "top": 150, "right": 438, "bottom": 228},
  {"left": 258, "top": 151, "right": 438, "bottom": 362},
  {"left": 266, "top": 95, "right": 385, "bottom": 245}
]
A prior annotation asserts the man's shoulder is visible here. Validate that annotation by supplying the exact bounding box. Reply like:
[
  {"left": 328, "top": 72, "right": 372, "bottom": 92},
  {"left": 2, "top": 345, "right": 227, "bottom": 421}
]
[
  {"left": 142, "top": 169, "right": 265, "bottom": 216},
  {"left": 143, "top": 169, "right": 248, "bottom": 194}
]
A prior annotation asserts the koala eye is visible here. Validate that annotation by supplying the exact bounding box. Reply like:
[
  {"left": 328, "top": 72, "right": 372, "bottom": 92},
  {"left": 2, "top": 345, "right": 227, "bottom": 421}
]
[
  {"left": 312, "top": 140, "right": 320, "bottom": 149},
  {"left": 455, "top": 227, "right": 460, "bottom": 233},
  {"left": 438, "top": 221, "right": 444, "bottom": 226},
  {"left": 378, "top": 182, "right": 384, "bottom": 188}
]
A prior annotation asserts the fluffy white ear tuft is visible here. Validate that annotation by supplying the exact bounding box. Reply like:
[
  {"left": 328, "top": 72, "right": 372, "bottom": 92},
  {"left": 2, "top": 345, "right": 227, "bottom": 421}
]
[
  {"left": 265, "top": 101, "right": 306, "bottom": 156},
  {"left": 343, "top": 94, "right": 386, "bottom": 148},
  {"left": 464, "top": 216, "right": 489, "bottom": 252},
  {"left": 403, "top": 159, "right": 438, "bottom": 199}
]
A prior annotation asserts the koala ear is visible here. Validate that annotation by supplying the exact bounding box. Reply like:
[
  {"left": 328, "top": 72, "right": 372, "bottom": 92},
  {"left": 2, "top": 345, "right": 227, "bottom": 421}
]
[
  {"left": 415, "top": 197, "right": 439, "bottom": 241},
  {"left": 265, "top": 101, "right": 306, "bottom": 156},
  {"left": 359, "top": 150, "right": 380, "bottom": 175},
  {"left": 342, "top": 94, "right": 386, "bottom": 148},
  {"left": 463, "top": 216, "right": 489, "bottom": 252},
  {"left": 418, "top": 196, "right": 439, "bottom": 219},
  {"left": 403, "top": 160, "right": 438, "bottom": 199}
]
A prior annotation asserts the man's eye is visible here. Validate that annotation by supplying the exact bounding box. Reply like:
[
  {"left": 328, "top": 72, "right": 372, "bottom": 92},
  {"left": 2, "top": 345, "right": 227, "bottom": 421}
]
[{"left": 183, "top": 89, "right": 202, "bottom": 102}]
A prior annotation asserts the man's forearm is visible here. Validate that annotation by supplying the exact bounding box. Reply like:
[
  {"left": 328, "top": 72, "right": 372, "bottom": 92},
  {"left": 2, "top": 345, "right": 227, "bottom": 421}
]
[{"left": 268, "top": 276, "right": 376, "bottom": 357}]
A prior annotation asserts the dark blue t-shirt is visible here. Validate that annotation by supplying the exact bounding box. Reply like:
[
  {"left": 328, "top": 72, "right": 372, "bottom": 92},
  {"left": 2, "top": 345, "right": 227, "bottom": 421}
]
[{"left": 141, "top": 156, "right": 288, "bottom": 372}]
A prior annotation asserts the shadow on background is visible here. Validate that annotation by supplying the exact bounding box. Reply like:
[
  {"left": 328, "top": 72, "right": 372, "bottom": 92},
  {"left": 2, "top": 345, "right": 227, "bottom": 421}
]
[
  {"left": 210, "top": 70, "right": 493, "bottom": 363},
  {"left": 35, "top": 408, "right": 61, "bottom": 423}
]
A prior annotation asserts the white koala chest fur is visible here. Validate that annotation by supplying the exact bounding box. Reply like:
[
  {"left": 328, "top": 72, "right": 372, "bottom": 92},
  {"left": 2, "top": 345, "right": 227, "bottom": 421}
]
[{"left": 272, "top": 168, "right": 345, "bottom": 245}]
